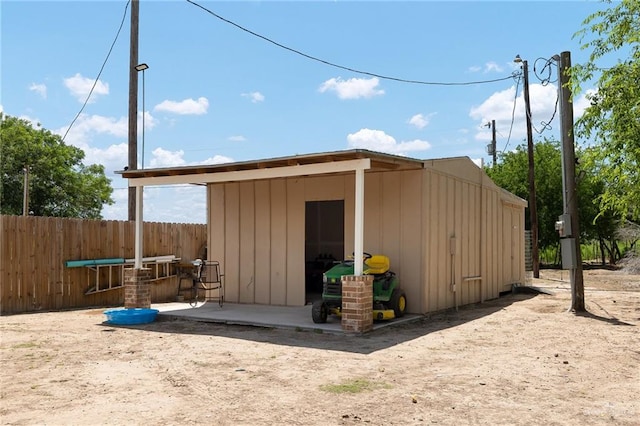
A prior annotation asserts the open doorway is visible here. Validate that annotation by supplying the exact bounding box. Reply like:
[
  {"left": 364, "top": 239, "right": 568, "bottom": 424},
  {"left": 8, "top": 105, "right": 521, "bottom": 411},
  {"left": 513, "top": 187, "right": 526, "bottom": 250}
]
[{"left": 305, "top": 200, "right": 344, "bottom": 303}]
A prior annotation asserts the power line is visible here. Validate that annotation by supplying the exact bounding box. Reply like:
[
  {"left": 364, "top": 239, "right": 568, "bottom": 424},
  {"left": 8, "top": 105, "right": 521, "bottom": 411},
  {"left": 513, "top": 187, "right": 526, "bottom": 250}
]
[
  {"left": 501, "top": 73, "right": 522, "bottom": 154},
  {"left": 185, "top": 0, "right": 516, "bottom": 87},
  {"left": 62, "top": 0, "right": 131, "bottom": 143}
]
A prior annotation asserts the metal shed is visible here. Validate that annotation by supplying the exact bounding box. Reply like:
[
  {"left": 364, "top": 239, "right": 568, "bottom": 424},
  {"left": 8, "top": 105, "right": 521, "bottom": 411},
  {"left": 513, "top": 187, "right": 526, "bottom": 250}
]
[{"left": 119, "top": 149, "right": 527, "bottom": 314}]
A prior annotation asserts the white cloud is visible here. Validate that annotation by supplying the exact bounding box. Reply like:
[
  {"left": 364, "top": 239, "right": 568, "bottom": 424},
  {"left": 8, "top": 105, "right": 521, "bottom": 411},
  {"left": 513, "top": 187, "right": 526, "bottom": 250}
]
[
  {"left": 318, "top": 77, "right": 384, "bottom": 100},
  {"left": 149, "top": 147, "right": 187, "bottom": 168},
  {"left": 408, "top": 113, "right": 435, "bottom": 130},
  {"left": 471, "top": 158, "right": 484, "bottom": 168},
  {"left": 149, "top": 147, "right": 234, "bottom": 169},
  {"left": 469, "top": 83, "right": 595, "bottom": 144},
  {"left": 154, "top": 97, "right": 209, "bottom": 115},
  {"left": 241, "top": 92, "right": 265, "bottom": 103},
  {"left": 57, "top": 114, "right": 128, "bottom": 147},
  {"left": 484, "top": 61, "right": 504, "bottom": 73},
  {"left": 228, "top": 135, "right": 246, "bottom": 142},
  {"left": 573, "top": 89, "right": 596, "bottom": 119},
  {"left": 29, "top": 83, "right": 47, "bottom": 99},
  {"left": 64, "top": 73, "right": 109, "bottom": 103},
  {"left": 346, "top": 128, "right": 431, "bottom": 155},
  {"left": 139, "top": 110, "right": 158, "bottom": 131},
  {"left": 202, "top": 155, "right": 234, "bottom": 165},
  {"left": 18, "top": 115, "right": 41, "bottom": 128},
  {"left": 469, "top": 62, "right": 505, "bottom": 73}
]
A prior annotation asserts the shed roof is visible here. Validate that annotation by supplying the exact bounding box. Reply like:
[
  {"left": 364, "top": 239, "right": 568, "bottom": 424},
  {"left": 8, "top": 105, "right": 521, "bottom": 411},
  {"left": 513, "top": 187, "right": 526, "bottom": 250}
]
[{"left": 117, "top": 149, "right": 425, "bottom": 181}]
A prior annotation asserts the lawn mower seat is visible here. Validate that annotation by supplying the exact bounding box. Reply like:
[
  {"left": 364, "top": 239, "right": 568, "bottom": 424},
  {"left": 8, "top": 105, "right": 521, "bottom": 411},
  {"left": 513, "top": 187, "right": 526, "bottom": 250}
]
[{"left": 364, "top": 255, "right": 390, "bottom": 275}]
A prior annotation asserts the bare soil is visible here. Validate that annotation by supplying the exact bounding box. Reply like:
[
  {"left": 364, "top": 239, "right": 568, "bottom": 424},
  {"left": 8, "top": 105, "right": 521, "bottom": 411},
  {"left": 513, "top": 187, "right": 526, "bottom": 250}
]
[{"left": 1, "top": 269, "right": 639, "bottom": 425}]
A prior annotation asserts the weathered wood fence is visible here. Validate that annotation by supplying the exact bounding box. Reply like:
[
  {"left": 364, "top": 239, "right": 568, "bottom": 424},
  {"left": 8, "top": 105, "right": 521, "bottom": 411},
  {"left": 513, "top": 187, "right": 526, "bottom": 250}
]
[{"left": 1, "top": 215, "right": 207, "bottom": 315}]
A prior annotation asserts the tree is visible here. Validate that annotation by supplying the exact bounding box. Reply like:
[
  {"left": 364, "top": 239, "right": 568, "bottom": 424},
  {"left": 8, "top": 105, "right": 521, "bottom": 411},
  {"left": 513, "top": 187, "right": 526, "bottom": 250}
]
[
  {"left": 572, "top": 0, "right": 640, "bottom": 221},
  {"left": 0, "top": 114, "right": 114, "bottom": 219},
  {"left": 487, "top": 139, "right": 619, "bottom": 263},
  {"left": 487, "top": 139, "right": 563, "bottom": 251}
]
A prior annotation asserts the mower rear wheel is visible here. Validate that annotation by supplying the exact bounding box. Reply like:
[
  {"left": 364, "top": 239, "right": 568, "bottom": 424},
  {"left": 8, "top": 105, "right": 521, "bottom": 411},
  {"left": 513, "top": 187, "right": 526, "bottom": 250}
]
[
  {"left": 390, "top": 289, "right": 407, "bottom": 318},
  {"left": 312, "top": 300, "right": 328, "bottom": 323}
]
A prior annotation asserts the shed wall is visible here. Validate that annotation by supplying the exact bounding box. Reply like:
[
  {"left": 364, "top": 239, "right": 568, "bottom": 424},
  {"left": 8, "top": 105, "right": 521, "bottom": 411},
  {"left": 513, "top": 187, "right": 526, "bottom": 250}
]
[{"left": 207, "top": 167, "right": 525, "bottom": 313}]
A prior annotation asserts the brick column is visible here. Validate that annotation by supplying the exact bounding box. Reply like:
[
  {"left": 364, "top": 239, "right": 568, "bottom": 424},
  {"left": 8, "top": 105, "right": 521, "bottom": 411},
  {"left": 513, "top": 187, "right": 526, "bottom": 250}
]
[
  {"left": 124, "top": 268, "right": 151, "bottom": 308},
  {"left": 341, "top": 275, "right": 373, "bottom": 333}
]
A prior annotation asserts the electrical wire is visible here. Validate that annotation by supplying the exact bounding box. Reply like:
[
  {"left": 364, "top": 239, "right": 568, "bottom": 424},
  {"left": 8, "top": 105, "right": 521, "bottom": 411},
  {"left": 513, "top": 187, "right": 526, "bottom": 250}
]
[
  {"left": 62, "top": 0, "right": 131, "bottom": 143},
  {"left": 501, "top": 73, "right": 522, "bottom": 154},
  {"left": 185, "top": 0, "right": 516, "bottom": 87}
]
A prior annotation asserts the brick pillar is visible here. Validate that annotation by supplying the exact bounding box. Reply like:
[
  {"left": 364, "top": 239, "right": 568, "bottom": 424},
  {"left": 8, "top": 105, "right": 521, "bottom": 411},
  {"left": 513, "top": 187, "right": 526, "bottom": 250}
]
[
  {"left": 341, "top": 275, "right": 373, "bottom": 333},
  {"left": 124, "top": 268, "right": 151, "bottom": 308}
]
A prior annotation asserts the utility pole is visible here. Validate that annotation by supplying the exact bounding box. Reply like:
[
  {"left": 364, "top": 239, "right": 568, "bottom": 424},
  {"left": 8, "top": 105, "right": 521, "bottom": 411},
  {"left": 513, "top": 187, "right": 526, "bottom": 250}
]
[
  {"left": 484, "top": 120, "right": 497, "bottom": 166},
  {"left": 491, "top": 119, "right": 497, "bottom": 166},
  {"left": 127, "top": 0, "right": 139, "bottom": 221},
  {"left": 558, "top": 51, "right": 585, "bottom": 312},
  {"left": 515, "top": 55, "right": 540, "bottom": 278}
]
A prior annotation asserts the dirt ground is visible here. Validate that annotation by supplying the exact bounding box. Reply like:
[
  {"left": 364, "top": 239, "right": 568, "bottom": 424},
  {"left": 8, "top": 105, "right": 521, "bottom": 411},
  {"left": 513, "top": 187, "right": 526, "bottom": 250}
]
[{"left": 1, "top": 269, "right": 639, "bottom": 426}]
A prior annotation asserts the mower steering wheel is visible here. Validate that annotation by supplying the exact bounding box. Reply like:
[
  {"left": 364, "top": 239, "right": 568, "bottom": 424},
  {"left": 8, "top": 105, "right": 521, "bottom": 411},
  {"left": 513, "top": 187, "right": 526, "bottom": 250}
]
[{"left": 352, "top": 251, "right": 372, "bottom": 260}]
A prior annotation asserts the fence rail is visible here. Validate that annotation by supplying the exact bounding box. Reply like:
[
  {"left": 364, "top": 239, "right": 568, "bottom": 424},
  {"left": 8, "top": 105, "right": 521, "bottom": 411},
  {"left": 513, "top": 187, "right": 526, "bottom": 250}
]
[{"left": 1, "top": 215, "right": 206, "bottom": 315}]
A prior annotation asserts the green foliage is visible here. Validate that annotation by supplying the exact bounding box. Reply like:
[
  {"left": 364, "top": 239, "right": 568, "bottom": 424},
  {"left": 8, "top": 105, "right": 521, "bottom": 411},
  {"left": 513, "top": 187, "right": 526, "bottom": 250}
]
[
  {"left": 572, "top": 0, "right": 640, "bottom": 221},
  {"left": 0, "top": 114, "right": 114, "bottom": 219},
  {"left": 486, "top": 139, "right": 619, "bottom": 252},
  {"left": 487, "top": 139, "right": 562, "bottom": 249},
  {"left": 320, "top": 378, "right": 391, "bottom": 394}
]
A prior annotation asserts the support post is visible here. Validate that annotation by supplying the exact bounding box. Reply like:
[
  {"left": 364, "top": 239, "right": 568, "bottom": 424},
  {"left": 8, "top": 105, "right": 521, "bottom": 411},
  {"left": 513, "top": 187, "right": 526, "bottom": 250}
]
[
  {"left": 354, "top": 168, "right": 364, "bottom": 276},
  {"left": 134, "top": 185, "right": 144, "bottom": 269},
  {"left": 558, "top": 51, "right": 585, "bottom": 312},
  {"left": 127, "top": 0, "right": 139, "bottom": 221},
  {"left": 341, "top": 275, "right": 373, "bottom": 333}
]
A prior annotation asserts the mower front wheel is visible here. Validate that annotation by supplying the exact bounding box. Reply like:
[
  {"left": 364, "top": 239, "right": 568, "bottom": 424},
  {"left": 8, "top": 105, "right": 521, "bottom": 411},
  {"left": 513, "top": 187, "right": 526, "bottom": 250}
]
[
  {"left": 390, "top": 289, "right": 407, "bottom": 318},
  {"left": 312, "top": 300, "right": 328, "bottom": 323}
]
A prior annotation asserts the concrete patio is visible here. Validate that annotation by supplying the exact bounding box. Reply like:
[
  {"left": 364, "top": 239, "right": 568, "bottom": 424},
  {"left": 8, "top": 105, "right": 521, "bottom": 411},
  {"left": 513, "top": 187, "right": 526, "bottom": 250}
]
[{"left": 153, "top": 301, "right": 422, "bottom": 334}]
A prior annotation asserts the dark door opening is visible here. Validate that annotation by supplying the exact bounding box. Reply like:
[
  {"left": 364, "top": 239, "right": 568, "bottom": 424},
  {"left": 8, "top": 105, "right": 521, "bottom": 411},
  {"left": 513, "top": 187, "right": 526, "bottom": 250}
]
[{"left": 305, "top": 200, "right": 344, "bottom": 302}]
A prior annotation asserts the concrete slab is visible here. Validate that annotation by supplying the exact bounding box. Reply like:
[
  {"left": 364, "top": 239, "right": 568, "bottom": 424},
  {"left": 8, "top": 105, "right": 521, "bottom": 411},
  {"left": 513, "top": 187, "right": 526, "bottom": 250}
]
[{"left": 153, "top": 301, "right": 421, "bottom": 334}]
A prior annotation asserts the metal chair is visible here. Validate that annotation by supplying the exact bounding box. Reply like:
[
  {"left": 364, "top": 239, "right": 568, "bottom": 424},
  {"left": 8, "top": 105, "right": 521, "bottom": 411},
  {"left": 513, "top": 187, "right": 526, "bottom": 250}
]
[{"left": 189, "top": 260, "right": 224, "bottom": 307}]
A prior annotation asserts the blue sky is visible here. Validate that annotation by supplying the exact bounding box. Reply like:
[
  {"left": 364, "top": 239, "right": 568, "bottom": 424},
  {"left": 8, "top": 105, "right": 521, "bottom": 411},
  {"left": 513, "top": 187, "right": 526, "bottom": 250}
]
[{"left": 2, "top": 0, "right": 612, "bottom": 223}]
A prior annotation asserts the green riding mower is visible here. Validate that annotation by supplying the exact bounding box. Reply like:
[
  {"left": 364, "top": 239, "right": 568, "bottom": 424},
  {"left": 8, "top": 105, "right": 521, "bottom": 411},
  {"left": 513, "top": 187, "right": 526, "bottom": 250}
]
[{"left": 311, "top": 252, "right": 407, "bottom": 323}]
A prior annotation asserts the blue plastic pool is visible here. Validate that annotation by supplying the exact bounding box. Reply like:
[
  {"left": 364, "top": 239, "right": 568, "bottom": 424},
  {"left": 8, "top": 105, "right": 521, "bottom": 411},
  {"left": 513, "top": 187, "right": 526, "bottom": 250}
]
[{"left": 103, "top": 308, "right": 159, "bottom": 325}]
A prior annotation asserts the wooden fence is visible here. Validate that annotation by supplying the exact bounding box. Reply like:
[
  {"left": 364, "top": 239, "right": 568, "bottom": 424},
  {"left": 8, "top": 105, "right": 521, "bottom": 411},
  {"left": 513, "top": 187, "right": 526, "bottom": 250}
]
[{"left": 1, "top": 215, "right": 207, "bottom": 315}]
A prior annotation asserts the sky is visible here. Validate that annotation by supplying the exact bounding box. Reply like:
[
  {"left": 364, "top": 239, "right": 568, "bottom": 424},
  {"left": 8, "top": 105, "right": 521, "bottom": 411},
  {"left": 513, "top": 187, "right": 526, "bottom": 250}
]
[{"left": 2, "top": 0, "right": 615, "bottom": 224}]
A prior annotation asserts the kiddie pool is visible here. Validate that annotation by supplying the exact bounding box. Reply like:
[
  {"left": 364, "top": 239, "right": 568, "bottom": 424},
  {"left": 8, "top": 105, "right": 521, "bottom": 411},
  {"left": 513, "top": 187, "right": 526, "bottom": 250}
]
[{"left": 103, "top": 308, "right": 159, "bottom": 325}]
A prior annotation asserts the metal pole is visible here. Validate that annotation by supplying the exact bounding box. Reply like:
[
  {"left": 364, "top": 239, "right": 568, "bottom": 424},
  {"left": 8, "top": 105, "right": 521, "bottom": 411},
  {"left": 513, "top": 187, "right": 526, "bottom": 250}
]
[
  {"left": 141, "top": 68, "right": 145, "bottom": 170},
  {"left": 22, "top": 166, "right": 29, "bottom": 216},
  {"left": 558, "top": 51, "right": 585, "bottom": 312},
  {"left": 127, "top": 0, "right": 139, "bottom": 221},
  {"left": 522, "top": 60, "right": 540, "bottom": 278}
]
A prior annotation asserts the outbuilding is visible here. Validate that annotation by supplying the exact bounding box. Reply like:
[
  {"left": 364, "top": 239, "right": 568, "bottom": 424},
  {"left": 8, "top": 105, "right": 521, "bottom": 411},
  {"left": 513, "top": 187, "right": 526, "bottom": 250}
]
[{"left": 119, "top": 149, "right": 526, "bottom": 314}]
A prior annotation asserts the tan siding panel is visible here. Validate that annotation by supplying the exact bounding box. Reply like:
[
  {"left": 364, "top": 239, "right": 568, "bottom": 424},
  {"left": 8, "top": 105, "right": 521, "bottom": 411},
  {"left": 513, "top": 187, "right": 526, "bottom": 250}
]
[
  {"left": 224, "top": 183, "right": 241, "bottom": 303},
  {"left": 270, "top": 179, "right": 287, "bottom": 305},
  {"left": 254, "top": 180, "right": 271, "bottom": 304},
  {"left": 239, "top": 182, "right": 256, "bottom": 303},
  {"left": 399, "top": 170, "right": 422, "bottom": 314},
  {"left": 286, "top": 178, "right": 305, "bottom": 306},
  {"left": 381, "top": 172, "right": 401, "bottom": 265},
  {"left": 304, "top": 175, "right": 345, "bottom": 201},
  {"left": 209, "top": 185, "right": 225, "bottom": 266},
  {"left": 364, "top": 173, "right": 382, "bottom": 253}
]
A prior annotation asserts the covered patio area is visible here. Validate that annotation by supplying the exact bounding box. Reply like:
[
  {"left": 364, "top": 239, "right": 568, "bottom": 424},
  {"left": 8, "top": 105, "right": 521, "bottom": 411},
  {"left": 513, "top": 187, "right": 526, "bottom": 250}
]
[{"left": 153, "top": 301, "right": 422, "bottom": 334}]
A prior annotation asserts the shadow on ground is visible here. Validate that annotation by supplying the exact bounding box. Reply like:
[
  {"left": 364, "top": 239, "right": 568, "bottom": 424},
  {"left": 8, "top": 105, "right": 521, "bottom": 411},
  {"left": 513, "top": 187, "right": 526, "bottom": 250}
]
[{"left": 98, "top": 292, "right": 538, "bottom": 354}]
